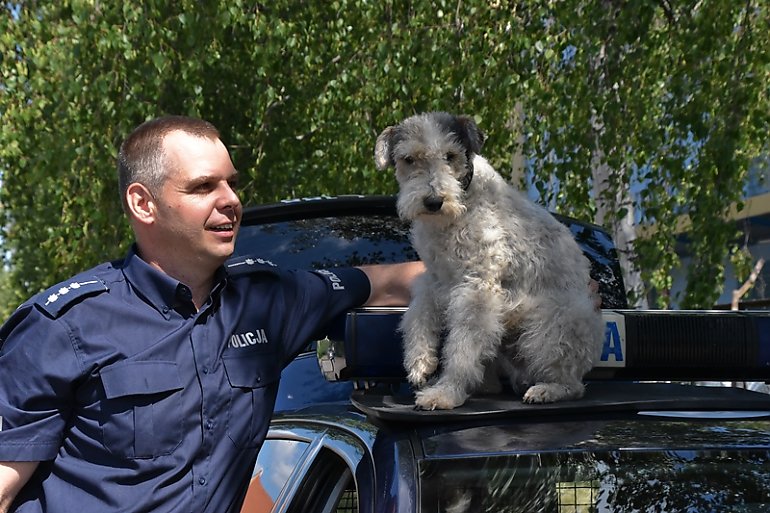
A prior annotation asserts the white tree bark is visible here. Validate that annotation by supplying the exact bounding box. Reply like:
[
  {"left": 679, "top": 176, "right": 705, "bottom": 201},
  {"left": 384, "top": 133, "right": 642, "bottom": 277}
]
[
  {"left": 591, "top": 112, "right": 648, "bottom": 309},
  {"left": 508, "top": 101, "right": 526, "bottom": 188}
]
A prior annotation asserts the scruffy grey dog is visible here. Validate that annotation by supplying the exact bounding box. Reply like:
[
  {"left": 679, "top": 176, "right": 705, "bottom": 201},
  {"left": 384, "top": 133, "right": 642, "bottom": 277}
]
[{"left": 375, "top": 112, "right": 604, "bottom": 410}]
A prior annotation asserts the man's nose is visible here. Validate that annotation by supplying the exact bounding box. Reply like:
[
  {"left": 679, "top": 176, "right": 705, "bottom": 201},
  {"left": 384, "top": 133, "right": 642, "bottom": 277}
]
[{"left": 219, "top": 182, "right": 241, "bottom": 210}]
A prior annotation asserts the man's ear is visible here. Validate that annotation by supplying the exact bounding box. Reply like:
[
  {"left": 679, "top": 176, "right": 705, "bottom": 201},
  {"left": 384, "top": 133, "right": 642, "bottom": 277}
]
[{"left": 125, "top": 183, "right": 157, "bottom": 225}]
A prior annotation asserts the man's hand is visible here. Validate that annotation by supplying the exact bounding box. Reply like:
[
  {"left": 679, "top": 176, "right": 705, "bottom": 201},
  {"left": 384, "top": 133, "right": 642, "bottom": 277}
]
[
  {"left": 359, "top": 263, "right": 601, "bottom": 311},
  {"left": 588, "top": 278, "right": 602, "bottom": 311},
  {"left": 0, "top": 461, "right": 38, "bottom": 513},
  {"left": 589, "top": 278, "right": 603, "bottom": 311},
  {"left": 358, "top": 261, "right": 425, "bottom": 307}
]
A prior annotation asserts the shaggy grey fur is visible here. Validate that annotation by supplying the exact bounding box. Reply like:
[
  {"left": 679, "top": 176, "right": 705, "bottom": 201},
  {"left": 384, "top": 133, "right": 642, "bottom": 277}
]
[{"left": 375, "top": 112, "right": 604, "bottom": 410}]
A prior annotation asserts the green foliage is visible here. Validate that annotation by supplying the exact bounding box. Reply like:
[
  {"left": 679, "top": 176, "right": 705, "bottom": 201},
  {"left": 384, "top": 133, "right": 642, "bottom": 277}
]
[
  {"left": 1, "top": 1, "right": 769, "bottom": 315},
  {"left": 516, "top": 1, "right": 769, "bottom": 309}
]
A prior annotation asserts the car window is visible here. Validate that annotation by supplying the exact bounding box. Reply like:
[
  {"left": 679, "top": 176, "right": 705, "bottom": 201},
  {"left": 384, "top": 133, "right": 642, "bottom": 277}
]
[
  {"left": 234, "top": 216, "right": 417, "bottom": 269},
  {"left": 286, "top": 447, "right": 358, "bottom": 513},
  {"left": 241, "top": 439, "right": 310, "bottom": 513},
  {"left": 420, "top": 449, "right": 770, "bottom": 512},
  {"left": 234, "top": 210, "right": 627, "bottom": 307}
]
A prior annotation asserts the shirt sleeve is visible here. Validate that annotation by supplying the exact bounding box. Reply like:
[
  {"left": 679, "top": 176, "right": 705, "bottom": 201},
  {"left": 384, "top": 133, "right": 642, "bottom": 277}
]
[
  {"left": 277, "top": 267, "right": 370, "bottom": 361},
  {"left": 0, "top": 306, "right": 82, "bottom": 461}
]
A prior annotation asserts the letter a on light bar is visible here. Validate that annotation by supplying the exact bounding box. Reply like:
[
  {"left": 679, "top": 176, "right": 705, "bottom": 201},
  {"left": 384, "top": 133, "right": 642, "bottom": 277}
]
[{"left": 597, "top": 311, "right": 626, "bottom": 368}]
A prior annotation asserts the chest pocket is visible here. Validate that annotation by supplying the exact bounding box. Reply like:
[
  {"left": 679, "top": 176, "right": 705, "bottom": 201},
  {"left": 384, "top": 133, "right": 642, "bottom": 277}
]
[
  {"left": 99, "top": 361, "right": 184, "bottom": 459},
  {"left": 222, "top": 353, "right": 281, "bottom": 449}
]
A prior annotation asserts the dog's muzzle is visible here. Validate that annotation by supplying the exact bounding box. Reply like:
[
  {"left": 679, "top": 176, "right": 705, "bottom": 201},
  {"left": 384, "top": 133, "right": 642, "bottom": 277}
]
[{"left": 423, "top": 196, "right": 444, "bottom": 213}]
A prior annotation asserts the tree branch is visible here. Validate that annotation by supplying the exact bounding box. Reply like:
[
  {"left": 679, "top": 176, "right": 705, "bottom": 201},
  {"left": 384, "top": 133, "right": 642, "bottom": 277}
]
[{"left": 732, "top": 257, "right": 765, "bottom": 310}]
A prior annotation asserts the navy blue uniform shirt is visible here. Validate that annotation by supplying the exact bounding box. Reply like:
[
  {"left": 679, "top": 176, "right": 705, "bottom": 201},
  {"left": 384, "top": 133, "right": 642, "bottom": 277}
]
[{"left": 0, "top": 247, "right": 370, "bottom": 512}]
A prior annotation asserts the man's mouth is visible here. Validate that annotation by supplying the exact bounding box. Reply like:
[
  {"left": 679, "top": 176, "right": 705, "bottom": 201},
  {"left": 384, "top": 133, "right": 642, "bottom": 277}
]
[{"left": 209, "top": 223, "right": 235, "bottom": 232}]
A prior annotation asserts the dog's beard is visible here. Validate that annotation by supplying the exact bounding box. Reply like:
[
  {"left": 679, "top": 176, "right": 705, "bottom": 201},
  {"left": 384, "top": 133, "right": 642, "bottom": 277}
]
[
  {"left": 397, "top": 201, "right": 467, "bottom": 225},
  {"left": 396, "top": 186, "right": 467, "bottom": 224}
]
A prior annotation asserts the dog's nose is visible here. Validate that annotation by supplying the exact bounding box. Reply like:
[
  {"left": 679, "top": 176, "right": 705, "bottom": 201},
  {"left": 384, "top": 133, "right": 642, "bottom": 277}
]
[{"left": 423, "top": 196, "right": 444, "bottom": 212}]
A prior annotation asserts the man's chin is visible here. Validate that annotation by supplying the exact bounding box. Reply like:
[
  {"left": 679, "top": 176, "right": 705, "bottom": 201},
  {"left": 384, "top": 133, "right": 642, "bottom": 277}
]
[
  {"left": 215, "top": 247, "right": 235, "bottom": 262},
  {"left": 204, "top": 244, "right": 235, "bottom": 266}
]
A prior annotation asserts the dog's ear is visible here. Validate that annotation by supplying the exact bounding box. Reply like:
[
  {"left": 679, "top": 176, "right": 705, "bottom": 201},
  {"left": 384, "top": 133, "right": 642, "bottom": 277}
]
[
  {"left": 454, "top": 115, "right": 486, "bottom": 155},
  {"left": 374, "top": 126, "right": 397, "bottom": 170}
]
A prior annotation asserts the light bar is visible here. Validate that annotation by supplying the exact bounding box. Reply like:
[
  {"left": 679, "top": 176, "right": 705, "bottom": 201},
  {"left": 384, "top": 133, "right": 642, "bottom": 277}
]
[{"left": 317, "top": 309, "right": 770, "bottom": 383}]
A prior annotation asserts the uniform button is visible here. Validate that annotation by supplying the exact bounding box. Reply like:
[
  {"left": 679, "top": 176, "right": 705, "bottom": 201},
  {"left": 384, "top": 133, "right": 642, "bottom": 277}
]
[
  {"left": 198, "top": 477, "right": 206, "bottom": 485},
  {"left": 256, "top": 375, "right": 262, "bottom": 384},
  {"left": 161, "top": 305, "right": 170, "bottom": 314},
  {"left": 206, "top": 419, "right": 214, "bottom": 430},
  {"left": 202, "top": 367, "right": 209, "bottom": 374}
]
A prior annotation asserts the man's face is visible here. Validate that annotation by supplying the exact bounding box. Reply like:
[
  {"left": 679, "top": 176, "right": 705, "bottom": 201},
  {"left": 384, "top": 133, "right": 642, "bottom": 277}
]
[{"left": 152, "top": 130, "right": 242, "bottom": 270}]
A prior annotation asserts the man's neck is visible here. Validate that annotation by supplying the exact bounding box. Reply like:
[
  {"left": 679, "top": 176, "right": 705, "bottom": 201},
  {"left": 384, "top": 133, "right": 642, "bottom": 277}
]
[{"left": 135, "top": 247, "right": 219, "bottom": 310}]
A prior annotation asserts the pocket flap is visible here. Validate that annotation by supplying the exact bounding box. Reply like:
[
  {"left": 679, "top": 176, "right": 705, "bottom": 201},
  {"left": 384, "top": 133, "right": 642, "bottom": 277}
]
[
  {"left": 223, "top": 355, "right": 280, "bottom": 389},
  {"left": 101, "top": 361, "right": 183, "bottom": 399}
]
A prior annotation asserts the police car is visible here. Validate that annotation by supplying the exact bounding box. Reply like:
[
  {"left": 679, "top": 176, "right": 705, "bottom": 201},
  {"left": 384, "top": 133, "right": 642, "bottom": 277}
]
[{"left": 233, "top": 195, "right": 770, "bottom": 513}]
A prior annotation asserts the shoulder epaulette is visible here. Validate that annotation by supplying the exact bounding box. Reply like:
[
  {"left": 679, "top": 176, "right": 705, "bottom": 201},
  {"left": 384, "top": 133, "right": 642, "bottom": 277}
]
[
  {"left": 34, "top": 277, "right": 109, "bottom": 318},
  {"left": 226, "top": 256, "right": 281, "bottom": 277}
]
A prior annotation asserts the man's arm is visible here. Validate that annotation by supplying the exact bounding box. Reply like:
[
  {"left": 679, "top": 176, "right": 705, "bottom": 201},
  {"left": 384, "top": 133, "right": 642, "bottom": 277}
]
[
  {"left": 358, "top": 261, "right": 424, "bottom": 307},
  {"left": 0, "top": 461, "right": 38, "bottom": 513},
  {"left": 358, "top": 261, "right": 602, "bottom": 310}
]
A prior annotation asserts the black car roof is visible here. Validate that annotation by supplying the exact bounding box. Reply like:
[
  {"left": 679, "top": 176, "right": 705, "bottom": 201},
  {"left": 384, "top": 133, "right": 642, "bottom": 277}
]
[{"left": 351, "top": 382, "right": 770, "bottom": 423}]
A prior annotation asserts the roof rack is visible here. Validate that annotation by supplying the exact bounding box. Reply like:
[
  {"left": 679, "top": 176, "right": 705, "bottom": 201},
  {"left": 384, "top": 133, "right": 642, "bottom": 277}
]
[
  {"left": 350, "top": 382, "right": 770, "bottom": 422},
  {"left": 318, "top": 309, "right": 770, "bottom": 383}
]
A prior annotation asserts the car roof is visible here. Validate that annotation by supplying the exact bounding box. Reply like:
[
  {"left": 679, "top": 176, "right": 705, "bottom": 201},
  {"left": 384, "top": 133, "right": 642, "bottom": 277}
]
[
  {"left": 270, "top": 383, "right": 770, "bottom": 458},
  {"left": 351, "top": 382, "right": 770, "bottom": 423}
]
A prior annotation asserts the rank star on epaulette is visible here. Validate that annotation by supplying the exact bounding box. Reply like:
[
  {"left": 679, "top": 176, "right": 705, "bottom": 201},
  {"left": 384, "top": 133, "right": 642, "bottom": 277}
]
[
  {"left": 37, "top": 278, "right": 109, "bottom": 317},
  {"left": 228, "top": 257, "right": 277, "bottom": 269},
  {"left": 226, "top": 256, "right": 281, "bottom": 278},
  {"left": 245, "top": 257, "right": 276, "bottom": 267},
  {"left": 45, "top": 280, "right": 100, "bottom": 306}
]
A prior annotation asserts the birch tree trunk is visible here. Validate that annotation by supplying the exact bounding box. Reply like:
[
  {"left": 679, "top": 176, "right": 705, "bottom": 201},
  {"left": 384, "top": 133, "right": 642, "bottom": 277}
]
[{"left": 591, "top": 136, "right": 647, "bottom": 309}]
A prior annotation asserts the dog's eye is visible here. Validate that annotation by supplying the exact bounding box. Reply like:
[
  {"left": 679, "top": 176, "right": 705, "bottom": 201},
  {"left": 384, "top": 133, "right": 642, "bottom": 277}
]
[
  {"left": 446, "top": 152, "right": 457, "bottom": 162},
  {"left": 403, "top": 156, "right": 415, "bottom": 165}
]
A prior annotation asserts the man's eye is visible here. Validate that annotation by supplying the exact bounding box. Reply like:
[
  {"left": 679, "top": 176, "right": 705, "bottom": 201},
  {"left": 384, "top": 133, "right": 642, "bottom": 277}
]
[{"left": 193, "top": 182, "right": 214, "bottom": 193}]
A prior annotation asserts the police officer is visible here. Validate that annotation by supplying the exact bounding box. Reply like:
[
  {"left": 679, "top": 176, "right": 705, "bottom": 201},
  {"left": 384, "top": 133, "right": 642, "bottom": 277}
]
[{"left": 0, "top": 116, "right": 423, "bottom": 513}]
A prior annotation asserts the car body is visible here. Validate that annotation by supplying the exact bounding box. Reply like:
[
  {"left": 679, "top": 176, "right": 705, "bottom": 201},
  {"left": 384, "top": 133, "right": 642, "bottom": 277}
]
[{"left": 233, "top": 195, "right": 770, "bottom": 513}]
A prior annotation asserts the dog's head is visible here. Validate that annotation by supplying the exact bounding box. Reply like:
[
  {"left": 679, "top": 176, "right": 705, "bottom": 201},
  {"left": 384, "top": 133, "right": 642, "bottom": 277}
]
[{"left": 374, "top": 112, "right": 485, "bottom": 222}]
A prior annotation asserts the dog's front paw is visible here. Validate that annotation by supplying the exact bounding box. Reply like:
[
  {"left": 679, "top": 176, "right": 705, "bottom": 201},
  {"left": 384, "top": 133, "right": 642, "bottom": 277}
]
[
  {"left": 405, "top": 353, "right": 439, "bottom": 388},
  {"left": 522, "top": 384, "right": 557, "bottom": 404},
  {"left": 414, "top": 384, "right": 468, "bottom": 410},
  {"left": 522, "top": 382, "right": 584, "bottom": 404}
]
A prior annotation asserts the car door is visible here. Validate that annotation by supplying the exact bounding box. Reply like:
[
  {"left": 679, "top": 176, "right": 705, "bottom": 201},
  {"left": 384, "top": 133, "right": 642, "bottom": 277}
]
[{"left": 240, "top": 423, "right": 373, "bottom": 513}]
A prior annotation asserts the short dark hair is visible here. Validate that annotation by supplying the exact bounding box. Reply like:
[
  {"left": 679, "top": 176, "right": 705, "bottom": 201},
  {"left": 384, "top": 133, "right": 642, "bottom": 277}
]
[{"left": 117, "top": 115, "right": 220, "bottom": 213}]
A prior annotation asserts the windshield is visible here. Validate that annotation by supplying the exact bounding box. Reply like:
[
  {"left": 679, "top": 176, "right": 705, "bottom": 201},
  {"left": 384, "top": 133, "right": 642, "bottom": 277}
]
[
  {"left": 234, "top": 208, "right": 628, "bottom": 307},
  {"left": 420, "top": 449, "right": 770, "bottom": 512},
  {"left": 234, "top": 215, "right": 417, "bottom": 269}
]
